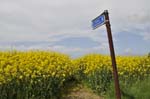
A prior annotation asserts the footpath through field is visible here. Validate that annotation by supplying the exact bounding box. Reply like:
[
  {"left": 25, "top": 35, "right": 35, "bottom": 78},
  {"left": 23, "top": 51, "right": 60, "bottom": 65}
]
[{"left": 62, "top": 83, "right": 103, "bottom": 99}]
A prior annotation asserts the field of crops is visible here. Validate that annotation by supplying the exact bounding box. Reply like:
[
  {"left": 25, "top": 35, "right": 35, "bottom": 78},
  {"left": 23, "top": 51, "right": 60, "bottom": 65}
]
[{"left": 0, "top": 51, "right": 150, "bottom": 99}]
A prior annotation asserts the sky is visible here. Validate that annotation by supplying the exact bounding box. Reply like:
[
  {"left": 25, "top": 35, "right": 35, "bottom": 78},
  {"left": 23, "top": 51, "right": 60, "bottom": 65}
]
[{"left": 0, "top": 0, "right": 150, "bottom": 57}]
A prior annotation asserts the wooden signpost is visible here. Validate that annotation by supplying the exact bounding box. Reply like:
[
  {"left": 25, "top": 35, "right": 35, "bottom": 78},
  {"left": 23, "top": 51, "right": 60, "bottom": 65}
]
[{"left": 92, "top": 10, "right": 121, "bottom": 99}]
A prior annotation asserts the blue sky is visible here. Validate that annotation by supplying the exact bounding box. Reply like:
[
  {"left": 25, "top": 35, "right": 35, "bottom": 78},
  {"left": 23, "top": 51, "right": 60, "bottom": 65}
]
[{"left": 0, "top": 0, "right": 150, "bottom": 57}]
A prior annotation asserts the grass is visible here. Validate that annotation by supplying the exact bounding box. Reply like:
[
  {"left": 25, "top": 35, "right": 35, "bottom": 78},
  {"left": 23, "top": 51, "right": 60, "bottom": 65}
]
[
  {"left": 105, "top": 77, "right": 150, "bottom": 99},
  {"left": 61, "top": 77, "right": 150, "bottom": 99}
]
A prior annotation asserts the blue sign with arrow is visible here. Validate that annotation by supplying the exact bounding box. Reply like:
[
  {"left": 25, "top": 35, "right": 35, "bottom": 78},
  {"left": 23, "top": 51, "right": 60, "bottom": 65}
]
[{"left": 92, "top": 14, "right": 105, "bottom": 29}]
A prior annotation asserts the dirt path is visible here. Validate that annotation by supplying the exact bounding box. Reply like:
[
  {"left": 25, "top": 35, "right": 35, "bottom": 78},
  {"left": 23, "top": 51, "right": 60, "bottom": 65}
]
[{"left": 62, "top": 84, "right": 103, "bottom": 99}]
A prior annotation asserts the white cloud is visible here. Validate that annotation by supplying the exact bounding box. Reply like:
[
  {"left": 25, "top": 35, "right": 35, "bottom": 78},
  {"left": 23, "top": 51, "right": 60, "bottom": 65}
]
[
  {"left": 123, "top": 48, "right": 144, "bottom": 56},
  {"left": 0, "top": 0, "right": 149, "bottom": 55},
  {"left": 0, "top": 0, "right": 149, "bottom": 39},
  {"left": 128, "top": 13, "right": 150, "bottom": 24},
  {"left": 0, "top": 43, "right": 108, "bottom": 57},
  {"left": 143, "top": 32, "right": 150, "bottom": 40},
  {"left": 46, "top": 44, "right": 109, "bottom": 57},
  {"left": 124, "top": 48, "right": 132, "bottom": 54}
]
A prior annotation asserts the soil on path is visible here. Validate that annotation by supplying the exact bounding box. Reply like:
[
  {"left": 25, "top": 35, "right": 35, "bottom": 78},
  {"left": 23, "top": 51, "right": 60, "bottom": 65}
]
[{"left": 62, "top": 83, "right": 103, "bottom": 99}]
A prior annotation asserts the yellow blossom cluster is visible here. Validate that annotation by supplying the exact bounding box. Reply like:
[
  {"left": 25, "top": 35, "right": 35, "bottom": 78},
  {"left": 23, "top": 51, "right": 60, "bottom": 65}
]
[
  {"left": 74, "top": 54, "right": 150, "bottom": 80},
  {"left": 0, "top": 51, "right": 74, "bottom": 85}
]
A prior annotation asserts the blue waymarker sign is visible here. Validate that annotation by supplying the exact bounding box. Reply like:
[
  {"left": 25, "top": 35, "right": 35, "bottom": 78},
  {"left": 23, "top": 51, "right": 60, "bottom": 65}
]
[{"left": 92, "top": 14, "right": 105, "bottom": 29}]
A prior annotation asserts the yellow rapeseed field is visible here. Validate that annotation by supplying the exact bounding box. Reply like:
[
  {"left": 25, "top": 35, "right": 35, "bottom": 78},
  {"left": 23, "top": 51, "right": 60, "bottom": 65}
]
[{"left": 0, "top": 51, "right": 150, "bottom": 98}]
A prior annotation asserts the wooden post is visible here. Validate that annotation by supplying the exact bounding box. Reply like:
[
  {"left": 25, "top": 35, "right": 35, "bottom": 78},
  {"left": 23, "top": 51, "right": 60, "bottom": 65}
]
[{"left": 104, "top": 10, "right": 121, "bottom": 99}]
